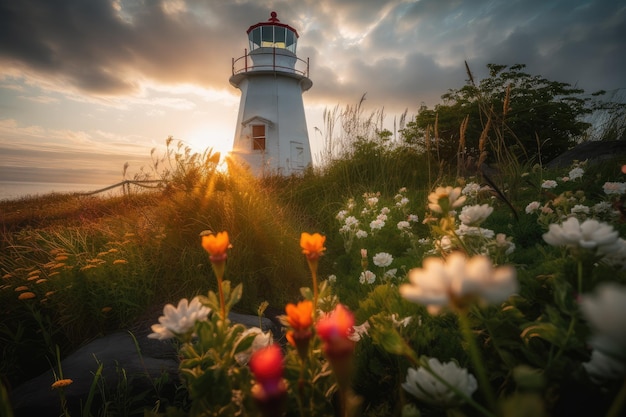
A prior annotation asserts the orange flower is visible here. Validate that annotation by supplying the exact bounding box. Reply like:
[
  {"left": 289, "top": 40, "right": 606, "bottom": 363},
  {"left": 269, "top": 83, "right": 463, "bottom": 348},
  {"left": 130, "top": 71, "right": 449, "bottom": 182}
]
[
  {"left": 201, "top": 231, "right": 231, "bottom": 263},
  {"left": 18, "top": 292, "right": 36, "bottom": 300},
  {"left": 51, "top": 379, "right": 73, "bottom": 389},
  {"left": 285, "top": 300, "right": 313, "bottom": 330},
  {"left": 300, "top": 232, "right": 326, "bottom": 261},
  {"left": 285, "top": 300, "right": 314, "bottom": 360}
]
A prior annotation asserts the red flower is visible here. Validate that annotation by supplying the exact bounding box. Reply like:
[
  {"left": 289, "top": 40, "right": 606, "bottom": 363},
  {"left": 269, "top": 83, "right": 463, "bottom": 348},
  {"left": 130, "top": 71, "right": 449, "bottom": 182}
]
[
  {"left": 316, "top": 303, "right": 354, "bottom": 342},
  {"left": 249, "top": 344, "right": 284, "bottom": 396}
]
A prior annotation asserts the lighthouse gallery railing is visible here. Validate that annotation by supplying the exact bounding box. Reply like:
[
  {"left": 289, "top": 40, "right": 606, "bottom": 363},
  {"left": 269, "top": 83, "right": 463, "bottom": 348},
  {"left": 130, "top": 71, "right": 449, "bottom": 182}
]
[{"left": 231, "top": 49, "right": 310, "bottom": 78}]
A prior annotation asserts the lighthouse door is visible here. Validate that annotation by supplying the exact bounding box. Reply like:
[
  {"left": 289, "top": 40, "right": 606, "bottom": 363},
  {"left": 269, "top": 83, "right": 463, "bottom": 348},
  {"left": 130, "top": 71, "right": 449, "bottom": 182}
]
[{"left": 290, "top": 141, "right": 304, "bottom": 170}]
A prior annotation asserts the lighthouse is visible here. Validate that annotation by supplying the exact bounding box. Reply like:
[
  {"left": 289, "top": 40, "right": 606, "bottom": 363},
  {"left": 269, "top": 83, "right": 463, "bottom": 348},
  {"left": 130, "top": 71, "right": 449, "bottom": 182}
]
[{"left": 229, "top": 12, "right": 313, "bottom": 176}]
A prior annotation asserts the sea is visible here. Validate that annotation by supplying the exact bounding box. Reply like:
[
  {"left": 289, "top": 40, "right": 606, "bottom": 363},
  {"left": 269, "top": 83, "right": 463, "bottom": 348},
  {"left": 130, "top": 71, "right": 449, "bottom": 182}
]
[{"left": 0, "top": 181, "right": 122, "bottom": 202}]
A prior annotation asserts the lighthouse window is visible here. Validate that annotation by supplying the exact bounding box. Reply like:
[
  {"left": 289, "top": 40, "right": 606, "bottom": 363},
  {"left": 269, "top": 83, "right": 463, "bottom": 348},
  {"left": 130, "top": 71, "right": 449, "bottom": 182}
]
[
  {"left": 286, "top": 30, "right": 296, "bottom": 53},
  {"left": 250, "top": 28, "right": 261, "bottom": 50},
  {"left": 274, "top": 27, "right": 286, "bottom": 48},
  {"left": 261, "top": 26, "right": 274, "bottom": 47},
  {"left": 252, "top": 125, "right": 266, "bottom": 150}
]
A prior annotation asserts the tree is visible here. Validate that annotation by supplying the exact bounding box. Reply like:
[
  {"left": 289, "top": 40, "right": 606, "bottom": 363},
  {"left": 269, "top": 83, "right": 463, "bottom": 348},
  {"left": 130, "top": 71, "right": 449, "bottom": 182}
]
[{"left": 401, "top": 63, "right": 612, "bottom": 167}]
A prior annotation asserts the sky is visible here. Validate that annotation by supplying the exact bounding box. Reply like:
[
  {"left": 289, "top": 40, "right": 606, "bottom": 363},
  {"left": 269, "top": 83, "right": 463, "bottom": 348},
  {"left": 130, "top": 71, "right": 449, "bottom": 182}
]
[{"left": 1, "top": 0, "right": 625, "bottom": 188}]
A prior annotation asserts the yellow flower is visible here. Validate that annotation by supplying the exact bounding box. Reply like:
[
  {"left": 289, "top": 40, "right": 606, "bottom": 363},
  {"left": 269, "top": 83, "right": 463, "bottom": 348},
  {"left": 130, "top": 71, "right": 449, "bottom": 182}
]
[
  {"left": 18, "top": 292, "right": 36, "bottom": 300},
  {"left": 201, "top": 231, "right": 231, "bottom": 263},
  {"left": 51, "top": 379, "right": 73, "bottom": 389},
  {"left": 300, "top": 232, "right": 326, "bottom": 261}
]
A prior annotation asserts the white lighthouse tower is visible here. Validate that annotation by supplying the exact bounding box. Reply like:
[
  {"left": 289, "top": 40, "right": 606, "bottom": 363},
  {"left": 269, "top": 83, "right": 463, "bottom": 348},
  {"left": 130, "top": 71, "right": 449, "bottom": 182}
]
[{"left": 229, "top": 11, "right": 313, "bottom": 176}]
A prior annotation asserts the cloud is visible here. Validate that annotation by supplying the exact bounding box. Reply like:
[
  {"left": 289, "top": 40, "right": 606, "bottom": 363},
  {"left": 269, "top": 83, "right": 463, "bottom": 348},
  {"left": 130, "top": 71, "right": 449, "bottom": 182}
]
[{"left": 1, "top": 0, "right": 624, "bottom": 109}]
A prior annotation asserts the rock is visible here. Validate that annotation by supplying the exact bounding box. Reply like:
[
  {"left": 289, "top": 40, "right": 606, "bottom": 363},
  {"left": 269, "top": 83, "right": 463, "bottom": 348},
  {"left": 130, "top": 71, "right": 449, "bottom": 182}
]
[
  {"left": 10, "top": 331, "right": 179, "bottom": 417},
  {"left": 9, "top": 311, "right": 282, "bottom": 416},
  {"left": 546, "top": 141, "right": 626, "bottom": 169}
]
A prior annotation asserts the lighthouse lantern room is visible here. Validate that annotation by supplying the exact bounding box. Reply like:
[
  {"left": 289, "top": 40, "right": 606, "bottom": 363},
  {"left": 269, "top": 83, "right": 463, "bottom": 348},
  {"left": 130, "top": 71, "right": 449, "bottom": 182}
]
[{"left": 229, "top": 12, "right": 313, "bottom": 176}]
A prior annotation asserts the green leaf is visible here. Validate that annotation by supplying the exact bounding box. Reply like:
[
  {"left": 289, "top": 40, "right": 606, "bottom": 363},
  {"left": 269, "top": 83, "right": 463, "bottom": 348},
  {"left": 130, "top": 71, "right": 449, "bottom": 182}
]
[{"left": 232, "top": 332, "right": 256, "bottom": 355}]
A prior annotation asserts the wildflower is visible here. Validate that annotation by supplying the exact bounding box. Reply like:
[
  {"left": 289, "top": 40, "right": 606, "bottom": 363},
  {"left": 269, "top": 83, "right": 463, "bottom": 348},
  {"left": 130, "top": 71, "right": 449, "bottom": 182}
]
[
  {"left": 390, "top": 314, "right": 412, "bottom": 328},
  {"left": 579, "top": 282, "right": 626, "bottom": 360},
  {"left": 336, "top": 210, "right": 348, "bottom": 221},
  {"left": 542, "top": 217, "right": 619, "bottom": 252},
  {"left": 377, "top": 213, "right": 388, "bottom": 222},
  {"left": 397, "top": 220, "right": 411, "bottom": 231},
  {"left": 603, "top": 182, "right": 626, "bottom": 195},
  {"left": 396, "top": 197, "right": 409, "bottom": 207},
  {"left": 366, "top": 196, "right": 379, "bottom": 207},
  {"left": 569, "top": 167, "right": 584, "bottom": 180},
  {"left": 459, "top": 204, "right": 493, "bottom": 226},
  {"left": 355, "top": 230, "right": 368, "bottom": 239},
  {"left": 370, "top": 219, "right": 385, "bottom": 230},
  {"left": 235, "top": 327, "right": 272, "bottom": 365},
  {"left": 18, "top": 292, "right": 36, "bottom": 300},
  {"left": 583, "top": 349, "right": 626, "bottom": 384},
  {"left": 201, "top": 231, "right": 231, "bottom": 264},
  {"left": 402, "top": 358, "right": 477, "bottom": 408},
  {"left": 55, "top": 255, "right": 69, "bottom": 261},
  {"left": 384, "top": 268, "right": 398, "bottom": 280},
  {"left": 344, "top": 216, "right": 359, "bottom": 227},
  {"left": 284, "top": 300, "right": 314, "bottom": 360},
  {"left": 51, "top": 379, "right": 73, "bottom": 389},
  {"left": 428, "top": 186, "right": 466, "bottom": 214},
  {"left": 250, "top": 344, "right": 287, "bottom": 416},
  {"left": 400, "top": 252, "right": 517, "bottom": 314},
  {"left": 349, "top": 321, "right": 371, "bottom": 342},
  {"left": 456, "top": 224, "right": 495, "bottom": 239},
  {"left": 14, "top": 285, "right": 28, "bottom": 292},
  {"left": 373, "top": 252, "right": 393, "bottom": 267},
  {"left": 359, "top": 270, "right": 376, "bottom": 284},
  {"left": 35, "top": 279, "right": 47, "bottom": 284},
  {"left": 541, "top": 180, "right": 557, "bottom": 189},
  {"left": 327, "top": 274, "right": 337, "bottom": 284},
  {"left": 380, "top": 207, "right": 390, "bottom": 215},
  {"left": 462, "top": 182, "right": 481, "bottom": 196},
  {"left": 148, "top": 297, "right": 211, "bottom": 340},
  {"left": 571, "top": 205, "right": 590, "bottom": 215},
  {"left": 436, "top": 235, "right": 453, "bottom": 252},
  {"left": 113, "top": 259, "right": 127, "bottom": 265},
  {"left": 495, "top": 233, "right": 516, "bottom": 255},
  {"left": 408, "top": 214, "right": 419, "bottom": 222},
  {"left": 300, "top": 232, "right": 326, "bottom": 262},
  {"left": 316, "top": 304, "right": 356, "bottom": 388}
]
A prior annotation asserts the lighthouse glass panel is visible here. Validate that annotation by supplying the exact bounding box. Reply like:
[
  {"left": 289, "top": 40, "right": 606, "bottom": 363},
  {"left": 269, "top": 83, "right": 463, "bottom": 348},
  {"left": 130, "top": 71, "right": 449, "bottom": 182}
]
[
  {"left": 250, "top": 28, "right": 261, "bottom": 50},
  {"left": 261, "top": 26, "right": 274, "bottom": 47},
  {"left": 286, "top": 30, "right": 296, "bottom": 53}
]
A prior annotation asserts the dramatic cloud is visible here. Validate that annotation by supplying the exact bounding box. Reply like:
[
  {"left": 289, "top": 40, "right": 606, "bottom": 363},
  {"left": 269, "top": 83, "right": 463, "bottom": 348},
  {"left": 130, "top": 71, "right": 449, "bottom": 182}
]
[{"left": 0, "top": 0, "right": 624, "bottom": 192}]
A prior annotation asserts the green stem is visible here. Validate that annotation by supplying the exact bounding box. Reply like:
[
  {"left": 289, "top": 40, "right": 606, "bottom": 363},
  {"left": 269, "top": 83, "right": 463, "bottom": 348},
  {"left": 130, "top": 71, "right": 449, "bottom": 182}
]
[
  {"left": 577, "top": 258, "right": 583, "bottom": 296},
  {"left": 606, "top": 377, "right": 626, "bottom": 417},
  {"left": 458, "top": 312, "right": 498, "bottom": 415}
]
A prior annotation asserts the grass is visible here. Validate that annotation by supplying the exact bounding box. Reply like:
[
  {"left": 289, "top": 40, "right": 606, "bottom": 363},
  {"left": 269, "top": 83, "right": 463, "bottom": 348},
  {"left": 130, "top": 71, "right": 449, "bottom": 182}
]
[{"left": 2, "top": 126, "right": 626, "bottom": 416}]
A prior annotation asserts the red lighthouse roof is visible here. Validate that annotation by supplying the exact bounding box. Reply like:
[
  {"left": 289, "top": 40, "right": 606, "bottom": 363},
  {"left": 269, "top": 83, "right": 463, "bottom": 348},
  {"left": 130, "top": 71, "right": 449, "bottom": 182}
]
[{"left": 247, "top": 11, "right": 299, "bottom": 38}]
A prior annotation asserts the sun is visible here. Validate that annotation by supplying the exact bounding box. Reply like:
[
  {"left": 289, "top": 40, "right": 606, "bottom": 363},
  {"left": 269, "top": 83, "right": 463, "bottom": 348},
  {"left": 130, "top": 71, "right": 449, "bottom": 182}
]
[{"left": 183, "top": 126, "right": 235, "bottom": 169}]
